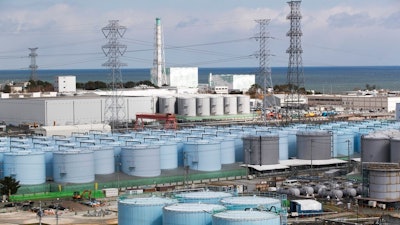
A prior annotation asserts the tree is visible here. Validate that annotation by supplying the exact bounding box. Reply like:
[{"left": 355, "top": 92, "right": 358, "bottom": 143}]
[{"left": 0, "top": 176, "right": 20, "bottom": 196}]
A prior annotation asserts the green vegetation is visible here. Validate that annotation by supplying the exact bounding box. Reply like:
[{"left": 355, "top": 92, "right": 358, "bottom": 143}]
[
  {"left": 0, "top": 176, "right": 21, "bottom": 197},
  {"left": 26, "top": 79, "right": 54, "bottom": 92},
  {"left": 76, "top": 80, "right": 157, "bottom": 90}
]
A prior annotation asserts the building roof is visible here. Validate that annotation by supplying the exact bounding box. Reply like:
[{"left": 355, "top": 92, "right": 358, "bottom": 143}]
[{"left": 291, "top": 199, "right": 322, "bottom": 211}]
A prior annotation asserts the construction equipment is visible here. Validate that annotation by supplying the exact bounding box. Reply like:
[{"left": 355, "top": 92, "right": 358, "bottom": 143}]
[
  {"left": 134, "top": 113, "right": 177, "bottom": 130},
  {"left": 72, "top": 190, "right": 92, "bottom": 200}
]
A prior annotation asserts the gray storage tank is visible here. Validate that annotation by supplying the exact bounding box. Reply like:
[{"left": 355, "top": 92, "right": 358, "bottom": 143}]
[
  {"left": 237, "top": 95, "right": 250, "bottom": 114},
  {"left": 390, "top": 137, "right": 400, "bottom": 163},
  {"left": 163, "top": 203, "right": 225, "bottom": 225},
  {"left": 210, "top": 95, "right": 224, "bottom": 116},
  {"left": 3, "top": 151, "right": 45, "bottom": 185},
  {"left": 177, "top": 96, "right": 196, "bottom": 116},
  {"left": 53, "top": 149, "right": 95, "bottom": 183},
  {"left": 121, "top": 144, "right": 161, "bottom": 177},
  {"left": 297, "top": 130, "right": 332, "bottom": 160},
  {"left": 224, "top": 95, "right": 238, "bottom": 115},
  {"left": 368, "top": 166, "right": 400, "bottom": 200},
  {"left": 118, "top": 197, "right": 178, "bottom": 225},
  {"left": 158, "top": 96, "right": 176, "bottom": 114},
  {"left": 212, "top": 210, "right": 281, "bottom": 225},
  {"left": 196, "top": 96, "right": 211, "bottom": 116},
  {"left": 361, "top": 133, "right": 390, "bottom": 162},
  {"left": 243, "top": 135, "right": 279, "bottom": 165}
]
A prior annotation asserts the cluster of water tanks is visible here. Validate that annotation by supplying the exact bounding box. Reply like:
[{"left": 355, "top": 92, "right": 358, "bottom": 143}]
[
  {"left": 118, "top": 191, "right": 284, "bottom": 225},
  {"left": 158, "top": 95, "right": 251, "bottom": 116},
  {"left": 1, "top": 120, "right": 399, "bottom": 185},
  {"left": 278, "top": 181, "right": 360, "bottom": 200}
]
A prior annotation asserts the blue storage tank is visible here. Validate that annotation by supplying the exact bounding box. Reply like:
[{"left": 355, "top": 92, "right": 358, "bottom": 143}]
[
  {"left": 212, "top": 210, "right": 281, "bottom": 225},
  {"left": 151, "top": 141, "right": 178, "bottom": 170},
  {"left": 3, "top": 151, "right": 45, "bottom": 185},
  {"left": 332, "top": 131, "right": 354, "bottom": 157},
  {"left": 0, "top": 147, "right": 8, "bottom": 178},
  {"left": 87, "top": 145, "right": 115, "bottom": 175},
  {"left": 102, "top": 141, "right": 123, "bottom": 172},
  {"left": 40, "top": 146, "right": 55, "bottom": 180},
  {"left": 175, "top": 191, "right": 232, "bottom": 204},
  {"left": 278, "top": 131, "right": 289, "bottom": 160},
  {"left": 168, "top": 138, "right": 184, "bottom": 167},
  {"left": 53, "top": 149, "right": 95, "bottom": 183},
  {"left": 163, "top": 203, "right": 225, "bottom": 225},
  {"left": 213, "top": 136, "right": 235, "bottom": 164},
  {"left": 183, "top": 140, "right": 221, "bottom": 171},
  {"left": 220, "top": 196, "right": 281, "bottom": 211},
  {"left": 118, "top": 197, "right": 177, "bottom": 225},
  {"left": 121, "top": 144, "right": 161, "bottom": 177}
]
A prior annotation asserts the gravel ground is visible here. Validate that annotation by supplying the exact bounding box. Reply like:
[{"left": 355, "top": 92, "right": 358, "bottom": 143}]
[{"left": 0, "top": 199, "right": 118, "bottom": 225}]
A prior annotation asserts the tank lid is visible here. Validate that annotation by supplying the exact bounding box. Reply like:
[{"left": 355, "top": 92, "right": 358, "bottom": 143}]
[
  {"left": 175, "top": 191, "right": 232, "bottom": 199},
  {"left": 213, "top": 210, "right": 279, "bottom": 220},
  {"left": 164, "top": 203, "right": 225, "bottom": 212},
  {"left": 119, "top": 197, "right": 177, "bottom": 206},
  {"left": 221, "top": 196, "right": 280, "bottom": 205}
]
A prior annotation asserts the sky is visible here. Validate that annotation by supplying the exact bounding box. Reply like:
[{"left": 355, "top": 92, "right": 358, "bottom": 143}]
[{"left": 0, "top": 0, "right": 399, "bottom": 70}]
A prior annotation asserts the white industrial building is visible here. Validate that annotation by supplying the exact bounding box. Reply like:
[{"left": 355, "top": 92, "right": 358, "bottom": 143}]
[
  {"left": 209, "top": 74, "right": 255, "bottom": 93},
  {"left": 0, "top": 95, "right": 156, "bottom": 126},
  {"left": 167, "top": 67, "right": 198, "bottom": 88},
  {"left": 54, "top": 76, "right": 76, "bottom": 93}
]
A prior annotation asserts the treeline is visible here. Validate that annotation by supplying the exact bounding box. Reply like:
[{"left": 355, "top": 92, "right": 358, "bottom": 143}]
[{"left": 76, "top": 80, "right": 156, "bottom": 90}]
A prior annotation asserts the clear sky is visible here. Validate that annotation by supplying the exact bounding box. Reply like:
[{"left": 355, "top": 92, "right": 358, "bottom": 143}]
[{"left": 0, "top": 0, "right": 398, "bottom": 69}]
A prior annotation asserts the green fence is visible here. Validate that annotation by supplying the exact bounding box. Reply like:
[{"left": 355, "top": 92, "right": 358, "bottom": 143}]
[{"left": 11, "top": 168, "right": 247, "bottom": 201}]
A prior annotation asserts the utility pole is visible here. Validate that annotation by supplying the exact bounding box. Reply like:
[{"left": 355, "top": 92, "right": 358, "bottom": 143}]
[
  {"left": 286, "top": 0, "right": 305, "bottom": 120},
  {"left": 255, "top": 19, "right": 275, "bottom": 123},
  {"left": 29, "top": 48, "right": 38, "bottom": 81},
  {"left": 102, "top": 20, "right": 127, "bottom": 131}
]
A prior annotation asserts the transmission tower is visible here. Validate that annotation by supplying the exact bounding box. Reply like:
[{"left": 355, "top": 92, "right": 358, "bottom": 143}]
[
  {"left": 101, "top": 20, "right": 127, "bottom": 130},
  {"left": 255, "top": 19, "right": 275, "bottom": 123},
  {"left": 286, "top": 0, "right": 305, "bottom": 119},
  {"left": 150, "top": 18, "right": 167, "bottom": 87},
  {"left": 28, "top": 47, "right": 38, "bottom": 81}
]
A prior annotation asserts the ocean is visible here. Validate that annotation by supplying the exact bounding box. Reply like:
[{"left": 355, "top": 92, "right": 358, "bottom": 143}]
[{"left": 0, "top": 66, "right": 399, "bottom": 94}]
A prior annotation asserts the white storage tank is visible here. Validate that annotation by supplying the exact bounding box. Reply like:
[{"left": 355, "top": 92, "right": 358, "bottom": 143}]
[
  {"left": 158, "top": 96, "right": 176, "bottom": 114},
  {"left": 177, "top": 96, "right": 196, "bottom": 116},
  {"left": 118, "top": 197, "right": 178, "bottom": 225},
  {"left": 174, "top": 191, "right": 232, "bottom": 204},
  {"left": 210, "top": 95, "right": 224, "bottom": 116},
  {"left": 183, "top": 140, "right": 221, "bottom": 171},
  {"left": 213, "top": 210, "right": 281, "bottom": 225},
  {"left": 3, "top": 151, "right": 45, "bottom": 185},
  {"left": 163, "top": 203, "right": 225, "bottom": 225},
  {"left": 121, "top": 144, "right": 161, "bottom": 177},
  {"left": 237, "top": 95, "right": 250, "bottom": 114},
  {"left": 196, "top": 96, "right": 211, "bottom": 116},
  {"left": 53, "top": 149, "right": 95, "bottom": 183},
  {"left": 224, "top": 95, "right": 238, "bottom": 115}
]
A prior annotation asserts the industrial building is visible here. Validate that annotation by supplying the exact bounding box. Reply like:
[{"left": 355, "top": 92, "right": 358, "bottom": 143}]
[
  {"left": 208, "top": 73, "right": 255, "bottom": 93},
  {"left": 54, "top": 75, "right": 76, "bottom": 93},
  {"left": 167, "top": 67, "right": 198, "bottom": 88}
]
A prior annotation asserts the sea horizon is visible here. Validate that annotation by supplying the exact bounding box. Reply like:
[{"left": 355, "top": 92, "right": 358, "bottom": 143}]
[{"left": 0, "top": 65, "right": 399, "bottom": 94}]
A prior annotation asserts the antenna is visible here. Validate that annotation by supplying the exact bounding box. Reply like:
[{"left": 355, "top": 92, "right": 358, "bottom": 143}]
[
  {"left": 101, "top": 20, "right": 127, "bottom": 131},
  {"left": 29, "top": 47, "right": 38, "bottom": 81},
  {"left": 150, "top": 18, "right": 167, "bottom": 87},
  {"left": 255, "top": 19, "right": 275, "bottom": 123},
  {"left": 286, "top": 0, "right": 305, "bottom": 120}
]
